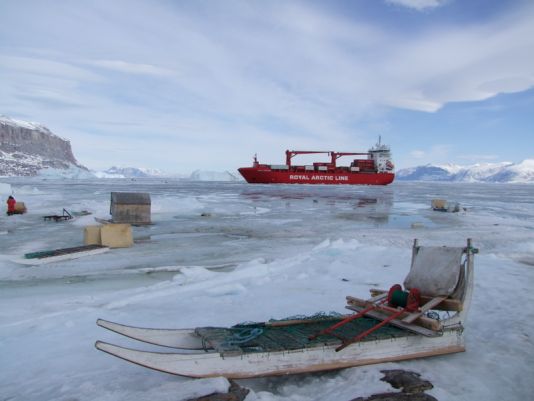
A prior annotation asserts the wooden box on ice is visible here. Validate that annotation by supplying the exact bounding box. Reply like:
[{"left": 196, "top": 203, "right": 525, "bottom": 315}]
[
  {"left": 84, "top": 225, "right": 102, "bottom": 245},
  {"left": 100, "top": 224, "right": 133, "bottom": 248},
  {"left": 110, "top": 192, "right": 151, "bottom": 225},
  {"left": 14, "top": 202, "right": 27, "bottom": 214},
  {"left": 83, "top": 224, "right": 133, "bottom": 248}
]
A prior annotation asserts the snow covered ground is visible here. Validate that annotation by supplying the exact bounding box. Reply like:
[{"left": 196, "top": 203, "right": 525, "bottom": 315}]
[{"left": 1, "top": 178, "right": 533, "bottom": 401}]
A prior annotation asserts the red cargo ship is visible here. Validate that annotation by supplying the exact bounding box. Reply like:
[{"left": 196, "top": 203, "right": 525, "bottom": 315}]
[{"left": 238, "top": 139, "right": 395, "bottom": 185}]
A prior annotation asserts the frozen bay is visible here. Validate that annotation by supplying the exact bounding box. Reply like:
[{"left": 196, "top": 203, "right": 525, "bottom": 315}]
[{"left": 1, "top": 178, "right": 533, "bottom": 400}]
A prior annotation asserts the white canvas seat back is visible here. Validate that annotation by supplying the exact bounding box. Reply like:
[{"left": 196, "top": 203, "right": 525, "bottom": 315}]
[{"left": 404, "top": 246, "right": 465, "bottom": 298}]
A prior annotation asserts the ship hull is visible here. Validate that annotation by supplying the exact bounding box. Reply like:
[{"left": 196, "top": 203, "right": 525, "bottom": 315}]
[{"left": 238, "top": 167, "right": 395, "bottom": 185}]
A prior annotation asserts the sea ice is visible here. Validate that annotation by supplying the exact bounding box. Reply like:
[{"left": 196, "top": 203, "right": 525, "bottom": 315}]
[{"left": 0, "top": 177, "right": 533, "bottom": 401}]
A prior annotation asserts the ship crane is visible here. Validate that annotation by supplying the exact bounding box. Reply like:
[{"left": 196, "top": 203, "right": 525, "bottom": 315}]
[
  {"left": 285, "top": 150, "right": 372, "bottom": 168},
  {"left": 330, "top": 152, "right": 369, "bottom": 168},
  {"left": 285, "top": 150, "right": 330, "bottom": 167}
]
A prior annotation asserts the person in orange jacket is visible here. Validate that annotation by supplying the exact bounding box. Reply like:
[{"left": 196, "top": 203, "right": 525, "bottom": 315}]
[{"left": 6, "top": 195, "right": 16, "bottom": 215}]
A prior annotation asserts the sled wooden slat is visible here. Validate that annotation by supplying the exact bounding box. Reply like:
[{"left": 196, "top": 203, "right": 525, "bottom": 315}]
[
  {"left": 345, "top": 304, "right": 441, "bottom": 337},
  {"left": 369, "top": 290, "right": 463, "bottom": 311},
  {"left": 403, "top": 296, "right": 448, "bottom": 324}
]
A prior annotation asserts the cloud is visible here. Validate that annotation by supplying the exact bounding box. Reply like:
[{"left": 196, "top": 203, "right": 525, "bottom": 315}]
[
  {"left": 87, "top": 60, "right": 175, "bottom": 77},
  {"left": 0, "top": 1, "right": 533, "bottom": 171},
  {"left": 385, "top": 0, "right": 449, "bottom": 11},
  {"left": 0, "top": 56, "right": 100, "bottom": 81},
  {"left": 458, "top": 154, "right": 499, "bottom": 162},
  {"left": 407, "top": 145, "right": 453, "bottom": 165},
  {"left": 378, "top": 8, "right": 534, "bottom": 111},
  {"left": 410, "top": 150, "right": 426, "bottom": 159}
]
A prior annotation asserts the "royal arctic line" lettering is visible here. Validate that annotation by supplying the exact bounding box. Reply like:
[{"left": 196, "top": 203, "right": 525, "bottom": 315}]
[{"left": 289, "top": 175, "right": 348, "bottom": 181}]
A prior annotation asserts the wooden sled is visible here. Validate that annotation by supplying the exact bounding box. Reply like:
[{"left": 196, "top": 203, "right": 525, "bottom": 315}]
[
  {"left": 17, "top": 245, "right": 110, "bottom": 265},
  {"left": 95, "top": 239, "right": 477, "bottom": 379},
  {"left": 43, "top": 208, "right": 73, "bottom": 222}
]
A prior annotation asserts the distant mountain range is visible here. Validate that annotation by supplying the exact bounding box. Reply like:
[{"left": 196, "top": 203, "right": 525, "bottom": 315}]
[
  {"left": 2, "top": 115, "right": 532, "bottom": 183},
  {"left": 106, "top": 163, "right": 534, "bottom": 184},
  {"left": 0, "top": 116, "right": 241, "bottom": 181},
  {"left": 97, "top": 163, "right": 534, "bottom": 183},
  {"left": 396, "top": 160, "right": 534, "bottom": 183},
  {"left": 95, "top": 166, "right": 241, "bottom": 181},
  {"left": 94, "top": 166, "right": 172, "bottom": 179}
]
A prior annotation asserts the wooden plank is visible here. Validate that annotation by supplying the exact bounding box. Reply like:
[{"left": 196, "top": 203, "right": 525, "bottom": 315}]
[
  {"left": 346, "top": 295, "right": 389, "bottom": 309},
  {"left": 368, "top": 292, "right": 388, "bottom": 303},
  {"left": 346, "top": 297, "right": 442, "bottom": 332},
  {"left": 402, "top": 296, "right": 447, "bottom": 324},
  {"left": 16, "top": 246, "right": 110, "bottom": 265},
  {"left": 369, "top": 289, "right": 463, "bottom": 311},
  {"left": 347, "top": 296, "right": 415, "bottom": 325},
  {"left": 267, "top": 317, "right": 347, "bottom": 328},
  {"left": 345, "top": 305, "right": 441, "bottom": 336},
  {"left": 24, "top": 244, "right": 107, "bottom": 259},
  {"left": 264, "top": 300, "right": 389, "bottom": 327}
]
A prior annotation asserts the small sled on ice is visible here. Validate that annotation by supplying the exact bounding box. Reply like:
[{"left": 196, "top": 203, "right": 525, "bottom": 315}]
[
  {"left": 43, "top": 208, "right": 73, "bottom": 222},
  {"left": 18, "top": 245, "right": 110, "bottom": 265},
  {"left": 95, "top": 239, "right": 477, "bottom": 379}
]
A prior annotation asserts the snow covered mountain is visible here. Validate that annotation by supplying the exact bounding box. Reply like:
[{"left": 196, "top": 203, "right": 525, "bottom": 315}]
[
  {"left": 94, "top": 166, "right": 242, "bottom": 181},
  {"left": 396, "top": 160, "right": 534, "bottom": 183},
  {"left": 94, "top": 166, "right": 170, "bottom": 179},
  {"left": 93, "top": 167, "right": 240, "bottom": 181},
  {"left": 0, "top": 115, "right": 89, "bottom": 177},
  {"left": 95, "top": 167, "right": 241, "bottom": 181}
]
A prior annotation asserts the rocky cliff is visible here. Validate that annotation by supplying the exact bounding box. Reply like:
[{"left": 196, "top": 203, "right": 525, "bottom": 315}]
[{"left": 0, "top": 116, "right": 88, "bottom": 176}]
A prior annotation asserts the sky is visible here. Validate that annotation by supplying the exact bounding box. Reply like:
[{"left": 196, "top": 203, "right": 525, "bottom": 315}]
[{"left": 0, "top": 0, "right": 533, "bottom": 173}]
